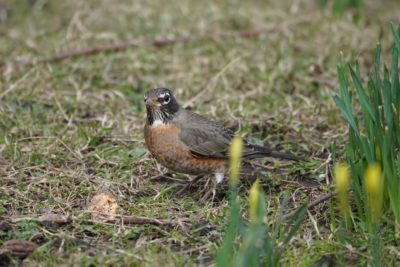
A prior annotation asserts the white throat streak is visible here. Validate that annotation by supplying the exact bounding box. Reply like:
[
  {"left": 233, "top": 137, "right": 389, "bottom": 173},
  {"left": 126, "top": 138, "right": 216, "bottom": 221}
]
[{"left": 152, "top": 119, "right": 167, "bottom": 126}]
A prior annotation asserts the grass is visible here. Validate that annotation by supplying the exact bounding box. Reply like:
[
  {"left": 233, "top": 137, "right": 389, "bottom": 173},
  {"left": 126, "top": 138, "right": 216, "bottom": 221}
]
[
  {"left": 333, "top": 25, "right": 400, "bottom": 228},
  {"left": 0, "top": 0, "right": 400, "bottom": 266},
  {"left": 331, "top": 25, "right": 399, "bottom": 267}
]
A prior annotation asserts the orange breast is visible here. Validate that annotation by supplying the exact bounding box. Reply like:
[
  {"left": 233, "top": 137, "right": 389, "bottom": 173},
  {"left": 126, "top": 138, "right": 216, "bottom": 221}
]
[{"left": 144, "top": 123, "right": 227, "bottom": 175}]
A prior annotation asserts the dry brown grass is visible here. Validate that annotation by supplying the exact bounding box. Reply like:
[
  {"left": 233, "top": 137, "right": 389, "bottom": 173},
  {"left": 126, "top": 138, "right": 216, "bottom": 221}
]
[{"left": 1, "top": 0, "right": 399, "bottom": 266}]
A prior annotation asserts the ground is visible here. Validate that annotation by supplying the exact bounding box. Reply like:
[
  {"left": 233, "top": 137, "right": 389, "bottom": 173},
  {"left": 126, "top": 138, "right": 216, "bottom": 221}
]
[{"left": 0, "top": 0, "right": 399, "bottom": 266}]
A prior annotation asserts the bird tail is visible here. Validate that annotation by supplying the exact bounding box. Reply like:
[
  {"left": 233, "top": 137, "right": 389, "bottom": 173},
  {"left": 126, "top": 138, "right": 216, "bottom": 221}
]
[{"left": 246, "top": 144, "right": 304, "bottom": 161}]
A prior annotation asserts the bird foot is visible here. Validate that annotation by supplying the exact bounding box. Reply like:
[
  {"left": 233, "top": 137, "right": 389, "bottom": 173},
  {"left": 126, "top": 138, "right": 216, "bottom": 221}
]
[
  {"left": 198, "top": 176, "right": 218, "bottom": 203},
  {"left": 176, "top": 175, "right": 204, "bottom": 197}
]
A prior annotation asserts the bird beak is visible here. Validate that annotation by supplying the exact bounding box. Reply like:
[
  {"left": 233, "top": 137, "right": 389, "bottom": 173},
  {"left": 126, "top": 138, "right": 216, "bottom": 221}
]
[
  {"left": 145, "top": 98, "right": 152, "bottom": 105},
  {"left": 145, "top": 98, "right": 160, "bottom": 107}
]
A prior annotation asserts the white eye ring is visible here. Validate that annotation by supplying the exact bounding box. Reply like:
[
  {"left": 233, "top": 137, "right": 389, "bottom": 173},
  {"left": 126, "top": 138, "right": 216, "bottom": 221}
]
[{"left": 159, "top": 92, "right": 170, "bottom": 104}]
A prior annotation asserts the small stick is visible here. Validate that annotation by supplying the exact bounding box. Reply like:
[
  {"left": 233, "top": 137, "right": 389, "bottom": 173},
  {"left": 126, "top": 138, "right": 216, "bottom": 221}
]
[
  {"left": 120, "top": 215, "right": 169, "bottom": 226},
  {"left": 282, "top": 192, "right": 335, "bottom": 220},
  {"left": 0, "top": 68, "right": 34, "bottom": 99},
  {"left": 11, "top": 213, "right": 170, "bottom": 227},
  {"left": 1, "top": 23, "right": 291, "bottom": 73}
]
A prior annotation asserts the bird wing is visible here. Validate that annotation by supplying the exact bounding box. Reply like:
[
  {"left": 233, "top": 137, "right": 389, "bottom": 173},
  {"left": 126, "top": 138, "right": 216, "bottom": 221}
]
[
  {"left": 175, "top": 110, "right": 233, "bottom": 158},
  {"left": 174, "top": 109, "right": 302, "bottom": 161}
]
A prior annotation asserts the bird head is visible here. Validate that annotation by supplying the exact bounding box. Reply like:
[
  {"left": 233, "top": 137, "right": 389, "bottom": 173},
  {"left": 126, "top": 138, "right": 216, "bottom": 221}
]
[{"left": 144, "top": 88, "right": 179, "bottom": 125}]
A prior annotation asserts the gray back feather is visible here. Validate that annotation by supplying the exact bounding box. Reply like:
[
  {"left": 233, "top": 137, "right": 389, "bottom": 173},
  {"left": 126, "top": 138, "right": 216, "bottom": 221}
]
[{"left": 173, "top": 109, "right": 233, "bottom": 158}]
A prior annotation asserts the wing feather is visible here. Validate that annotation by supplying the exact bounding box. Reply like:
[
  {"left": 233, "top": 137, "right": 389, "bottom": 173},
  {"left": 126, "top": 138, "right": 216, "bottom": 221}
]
[{"left": 174, "top": 110, "right": 233, "bottom": 158}]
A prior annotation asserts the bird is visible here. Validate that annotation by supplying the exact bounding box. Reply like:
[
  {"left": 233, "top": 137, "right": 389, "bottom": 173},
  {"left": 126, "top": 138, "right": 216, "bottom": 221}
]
[{"left": 144, "top": 88, "right": 301, "bottom": 184}]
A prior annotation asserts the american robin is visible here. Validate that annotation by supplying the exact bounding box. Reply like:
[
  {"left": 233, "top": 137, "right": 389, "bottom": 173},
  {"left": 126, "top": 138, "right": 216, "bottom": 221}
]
[{"left": 144, "top": 88, "right": 300, "bottom": 183}]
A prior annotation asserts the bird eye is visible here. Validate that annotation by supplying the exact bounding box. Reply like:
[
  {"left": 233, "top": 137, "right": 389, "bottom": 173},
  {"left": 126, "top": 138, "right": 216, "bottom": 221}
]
[{"left": 164, "top": 94, "right": 170, "bottom": 104}]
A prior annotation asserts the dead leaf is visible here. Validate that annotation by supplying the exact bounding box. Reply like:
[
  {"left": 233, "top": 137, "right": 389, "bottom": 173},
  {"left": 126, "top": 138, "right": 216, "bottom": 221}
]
[
  {"left": 37, "top": 213, "right": 71, "bottom": 226},
  {"left": 0, "top": 157, "right": 10, "bottom": 177},
  {"left": 0, "top": 239, "right": 37, "bottom": 259},
  {"left": 0, "top": 221, "right": 12, "bottom": 232},
  {"left": 88, "top": 191, "right": 118, "bottom": 221}
]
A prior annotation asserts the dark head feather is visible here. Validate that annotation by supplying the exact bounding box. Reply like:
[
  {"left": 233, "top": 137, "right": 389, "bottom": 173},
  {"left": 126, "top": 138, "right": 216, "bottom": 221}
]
[{"left": 144, "top": 88, "right": 179, "bottom": 125}]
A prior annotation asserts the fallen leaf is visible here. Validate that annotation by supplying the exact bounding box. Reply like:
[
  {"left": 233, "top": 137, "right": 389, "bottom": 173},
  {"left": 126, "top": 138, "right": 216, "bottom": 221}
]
[
  {"left": 0, "top": 239, "right": 37, "bottom": 259},
  {"left": 0, "top": 158, "right": 10, "bottom": 177},
  {"left": 0, "top": 221, "right": 12, "bottom": 232},
  {"left": 37, "top": 213, "right": 71, "bottom": 226},
  {"left": 88, "top": 191, "right": 118, "bottom": 221}
]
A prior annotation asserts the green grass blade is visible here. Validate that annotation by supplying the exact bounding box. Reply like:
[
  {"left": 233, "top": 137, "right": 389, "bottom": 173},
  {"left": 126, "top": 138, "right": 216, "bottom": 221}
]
[
  {"left": 391, "top": 43, "right": 400, "bottom": 127},
  {"left": 215, "top": 187, "right": 241, "bottom": 267},
  {"left": 349, "top": 66, "right": 377, "bottom": 124},
  {"left": 360, "top": 136, "right": 373, "bottom": 163},
  {"left": 332, "top": 94, "right": 359, "bottom": 133},
  {"left": 337, "top": 65, "right": 353, "bottom": 112},
  {"left": 373, "top": 42, "right": 382, "bottom": 90},
  {"left": 282, "top": 204, "right": 307, "bottom": 245},
  {"left": 382, "top": 67, "right": 393, "bottom": 132},
  {"left": 392, "top": 25, "right": 400, "bottom": 50}
]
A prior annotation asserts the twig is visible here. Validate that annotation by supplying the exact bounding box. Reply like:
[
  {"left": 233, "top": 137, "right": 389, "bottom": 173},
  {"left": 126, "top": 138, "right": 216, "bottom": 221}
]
[
  {"left": 0, "top": 68, "right": 34, "bottom": 99},
  {"left": 180, "top": 244, "right": 211, "bottom": 254},
  {"left": 183, "top": 56, "right": 242, "bottom": 108},
  {"left": 282, "top": 192, "right": 335, "bottom": 220},
  {"left": 1, "top": 23, "right": 291, "bottom": 74},
  {"left": 11, "top": 213, "right": 170, "bottom": 227},
  {"left": 120, "top": 215, "right": 169, "bottom": 226}
]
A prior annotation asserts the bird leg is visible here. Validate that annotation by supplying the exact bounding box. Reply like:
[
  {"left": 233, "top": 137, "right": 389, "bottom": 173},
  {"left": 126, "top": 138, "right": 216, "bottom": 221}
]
[
  {"left": 199, "top": 173, "right": 224, "bottom": 203},
  {"left": 176, "top": 174, "right": 204, "bottom": 196},
  {"left": 199, "top": 176, "right": 214, "bottom": 203}
]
